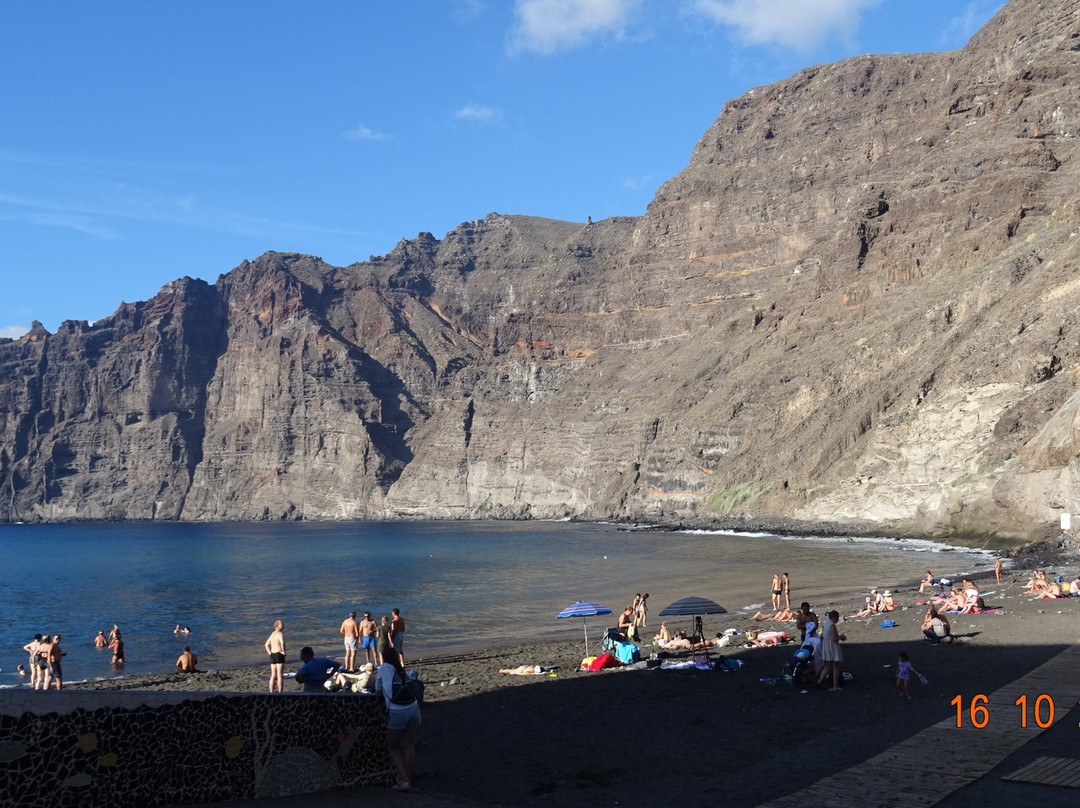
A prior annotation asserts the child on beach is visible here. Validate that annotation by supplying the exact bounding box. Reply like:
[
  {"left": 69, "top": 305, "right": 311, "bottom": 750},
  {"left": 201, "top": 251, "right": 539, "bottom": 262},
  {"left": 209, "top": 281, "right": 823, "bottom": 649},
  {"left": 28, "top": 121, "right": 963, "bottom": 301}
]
[{"left": 895, "top": 651, "right": 923, "bottom": 699}]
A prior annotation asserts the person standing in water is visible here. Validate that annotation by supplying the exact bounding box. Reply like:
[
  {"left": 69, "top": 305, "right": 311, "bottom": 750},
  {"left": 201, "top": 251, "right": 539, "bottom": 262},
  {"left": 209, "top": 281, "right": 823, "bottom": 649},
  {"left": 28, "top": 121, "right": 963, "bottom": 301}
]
[{"left": 264, "top": 620, "right": 286, "bottom": 693}]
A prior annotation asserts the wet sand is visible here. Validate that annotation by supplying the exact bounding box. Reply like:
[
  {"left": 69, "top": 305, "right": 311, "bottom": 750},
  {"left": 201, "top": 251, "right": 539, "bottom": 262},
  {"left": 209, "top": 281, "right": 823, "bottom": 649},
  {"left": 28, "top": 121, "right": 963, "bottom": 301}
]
[{"left": 63, "top": 548, "right": 1080, "bottom": 806}]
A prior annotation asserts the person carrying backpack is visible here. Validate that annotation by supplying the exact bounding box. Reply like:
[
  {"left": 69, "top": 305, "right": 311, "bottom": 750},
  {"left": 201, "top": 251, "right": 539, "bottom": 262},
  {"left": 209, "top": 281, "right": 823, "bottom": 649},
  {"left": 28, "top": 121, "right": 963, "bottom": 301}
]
[{"left": 375, "top": 647, "right": 421, "bottom": 792}]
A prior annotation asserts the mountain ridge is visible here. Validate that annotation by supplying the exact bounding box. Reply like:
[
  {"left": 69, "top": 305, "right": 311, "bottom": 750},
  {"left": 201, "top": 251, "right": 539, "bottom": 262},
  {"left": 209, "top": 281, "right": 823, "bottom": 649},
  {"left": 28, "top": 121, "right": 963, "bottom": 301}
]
[{"left": 3, "top": 0, "right": 1079, "bottom": 544}]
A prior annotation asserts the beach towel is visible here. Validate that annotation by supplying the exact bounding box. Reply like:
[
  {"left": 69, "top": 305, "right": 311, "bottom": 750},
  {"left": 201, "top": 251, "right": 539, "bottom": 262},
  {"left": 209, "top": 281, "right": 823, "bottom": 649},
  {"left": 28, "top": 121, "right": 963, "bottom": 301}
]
[
  {"left": 585, "top": 653, "right": 622, "bottom": 671},
  {"left": 614, "top": 641, "right": 640, "bottom": 664},
  {"left": 878, "top": 620, "right": 897, "bottom": 628}
]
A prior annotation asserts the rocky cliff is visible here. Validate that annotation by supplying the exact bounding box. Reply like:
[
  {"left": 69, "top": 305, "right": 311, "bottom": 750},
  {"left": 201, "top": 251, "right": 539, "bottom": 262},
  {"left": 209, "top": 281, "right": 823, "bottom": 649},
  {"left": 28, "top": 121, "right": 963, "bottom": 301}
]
[{"left": 3, "top": 0, "right": 1080, "bottom": 542}]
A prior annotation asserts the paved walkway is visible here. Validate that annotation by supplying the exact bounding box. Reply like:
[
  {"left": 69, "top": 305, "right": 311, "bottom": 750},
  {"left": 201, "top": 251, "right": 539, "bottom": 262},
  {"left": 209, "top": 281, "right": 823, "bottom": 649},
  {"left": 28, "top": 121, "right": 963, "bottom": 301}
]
[{"left": 757, "top": 640, "right": 1080, "bottom": 807}]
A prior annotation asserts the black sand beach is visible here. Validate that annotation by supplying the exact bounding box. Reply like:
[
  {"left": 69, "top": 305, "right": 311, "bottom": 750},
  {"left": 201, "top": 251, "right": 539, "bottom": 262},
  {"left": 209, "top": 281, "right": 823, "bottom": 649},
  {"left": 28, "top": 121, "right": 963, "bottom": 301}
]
[{"left": 59, "top": 547, "right": 1080, "bottom": 806}]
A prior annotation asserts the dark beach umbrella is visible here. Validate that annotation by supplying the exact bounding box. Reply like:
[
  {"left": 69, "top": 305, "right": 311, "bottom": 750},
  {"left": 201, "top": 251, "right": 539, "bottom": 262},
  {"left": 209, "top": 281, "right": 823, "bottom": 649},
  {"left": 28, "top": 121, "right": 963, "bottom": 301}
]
[
  {"left": 659, "top": 596, "right": 727, "bottom": 640},
  {"left": 556, "top": 601, "right": 613, "bottom": 657}
]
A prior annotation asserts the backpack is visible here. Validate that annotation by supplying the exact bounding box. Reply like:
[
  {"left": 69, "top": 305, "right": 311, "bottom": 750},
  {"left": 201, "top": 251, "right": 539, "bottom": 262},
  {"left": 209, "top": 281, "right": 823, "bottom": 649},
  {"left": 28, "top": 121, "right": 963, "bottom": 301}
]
[{"left": 389, "top": 669, "right": 419, "bottom": 706}]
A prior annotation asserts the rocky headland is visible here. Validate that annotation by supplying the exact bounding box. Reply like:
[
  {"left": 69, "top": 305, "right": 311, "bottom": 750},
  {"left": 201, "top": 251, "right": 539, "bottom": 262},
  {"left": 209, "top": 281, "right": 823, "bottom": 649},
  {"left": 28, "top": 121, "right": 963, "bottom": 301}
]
[{"left": 3, "top": 0, "right": 1080, "bottom": 544}]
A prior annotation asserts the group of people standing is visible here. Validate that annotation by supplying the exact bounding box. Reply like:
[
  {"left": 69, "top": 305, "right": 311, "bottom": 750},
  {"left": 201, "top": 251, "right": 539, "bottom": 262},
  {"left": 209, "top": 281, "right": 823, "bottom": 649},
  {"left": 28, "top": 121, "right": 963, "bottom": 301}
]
[
  {"left": 20, "top": 624, "right": 126, "bottom": 690},
  {"left": 263, "top": 608, "right": 407, "bottom": 694},
  {"left": 616, "top": 593, "right": 649, "bottom": 640},
  {"left": 263, "top": 607, "right": 417, "bottom": 793},
  {"left": 20, "top": 633, "right": 65, "bottom": 690}
]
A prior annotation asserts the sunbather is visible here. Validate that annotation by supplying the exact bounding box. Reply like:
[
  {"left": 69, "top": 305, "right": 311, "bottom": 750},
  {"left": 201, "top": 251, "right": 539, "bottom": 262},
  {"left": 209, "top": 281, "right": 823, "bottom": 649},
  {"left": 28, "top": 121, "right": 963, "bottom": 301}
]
[
  {"left": 918, "top": 571, "right": 935, "bottom": 594},
  {"left": 658, "top": 631, "right": 693, "bottom": 650},
  {"left": 653, "top": 622, "right": 672, "bottom": 644},
  {"left": 747, "top": 630, "right": 788, "bottom": 647},
  {"left": 750, "top": 608, "right": 796, "bottom": 621},
  {"left": 499, "top": 664, "right": 555, "bottom": 675},
  {"left": 1032, "top": 582, "right": 1065, "bottom": 600}
]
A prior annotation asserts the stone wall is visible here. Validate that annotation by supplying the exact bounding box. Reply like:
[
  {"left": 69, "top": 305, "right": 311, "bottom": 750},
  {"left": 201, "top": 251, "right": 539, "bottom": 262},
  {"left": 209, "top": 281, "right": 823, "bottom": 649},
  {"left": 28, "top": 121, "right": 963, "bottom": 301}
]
[{"left": 0, "top": 689, "right": 393, "bottom": 808}]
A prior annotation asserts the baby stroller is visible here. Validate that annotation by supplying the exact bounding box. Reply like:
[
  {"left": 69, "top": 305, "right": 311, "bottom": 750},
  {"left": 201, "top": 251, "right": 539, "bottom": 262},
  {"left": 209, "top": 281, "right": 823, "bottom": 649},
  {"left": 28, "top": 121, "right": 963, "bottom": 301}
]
[{"left": 782, "top": 644, "right": 816, "bottom": 685}]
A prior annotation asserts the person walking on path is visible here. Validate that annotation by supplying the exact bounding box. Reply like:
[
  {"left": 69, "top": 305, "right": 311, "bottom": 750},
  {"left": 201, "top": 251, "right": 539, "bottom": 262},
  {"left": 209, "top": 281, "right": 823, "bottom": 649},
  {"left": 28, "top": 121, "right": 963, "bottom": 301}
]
[
  {"left": 264, "top": 619, "right": 286, "bottom": 693},
  {"left": 816, "top": 610, "right": 846, "bottom": 692},
  {"left": 895, "top": 651, "right": 922, "bottom": 699},
  {"left": 340, "top": 610, "right": 360, "bottom": 672}
]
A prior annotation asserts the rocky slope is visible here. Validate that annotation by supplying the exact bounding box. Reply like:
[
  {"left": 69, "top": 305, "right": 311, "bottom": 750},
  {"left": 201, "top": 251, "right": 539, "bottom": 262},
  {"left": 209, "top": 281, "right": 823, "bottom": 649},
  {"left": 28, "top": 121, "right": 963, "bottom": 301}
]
[{"left": 2, "top": 0, "right": 1080, "bottom": 542}]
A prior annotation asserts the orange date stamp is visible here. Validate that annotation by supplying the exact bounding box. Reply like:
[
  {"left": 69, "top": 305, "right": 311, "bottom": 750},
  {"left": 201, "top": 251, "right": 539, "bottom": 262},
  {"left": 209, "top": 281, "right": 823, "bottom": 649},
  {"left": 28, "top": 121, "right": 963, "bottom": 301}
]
[{"left": 950, "top": 694, "right": 1076, "bottom": 728}]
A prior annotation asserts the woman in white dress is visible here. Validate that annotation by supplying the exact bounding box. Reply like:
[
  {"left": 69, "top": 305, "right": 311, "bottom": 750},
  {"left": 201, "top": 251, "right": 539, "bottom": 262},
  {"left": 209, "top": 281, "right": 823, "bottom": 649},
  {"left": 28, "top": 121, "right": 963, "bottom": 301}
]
[{"left": 816, "top": 610, "right": 846, "bottom": 691}]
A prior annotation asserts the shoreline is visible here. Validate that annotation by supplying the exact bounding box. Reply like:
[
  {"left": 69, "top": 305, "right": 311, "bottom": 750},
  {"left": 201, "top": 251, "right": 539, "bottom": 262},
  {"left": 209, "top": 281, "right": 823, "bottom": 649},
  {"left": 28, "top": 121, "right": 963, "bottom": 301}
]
[
  {"left": 44, "top": 552, "right": 1080, "bottom": 805},
  {"left": 22, "top": 536, "right": 1066, "bottom": 695}
]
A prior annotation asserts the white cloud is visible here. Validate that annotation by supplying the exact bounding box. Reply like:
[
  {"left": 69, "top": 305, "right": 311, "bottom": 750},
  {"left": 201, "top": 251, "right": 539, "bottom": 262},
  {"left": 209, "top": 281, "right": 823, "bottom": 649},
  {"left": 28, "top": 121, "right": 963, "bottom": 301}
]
[
  {"left": 510, "top": 0, "right": 641, "bottom": 54},
  {"left": 0, "top": 325, "right": 29, "bottom": 339},
  {"left": 454, "top": 104, "right": 504, "bottom": 124},
  {"left": 940, "top": 2, "right": 995, "bottom": 50},
  {"left": 693, "top": 0, "right": 879, "bottom": 52},
  {"left": 343, "top": 124, "right": 386, "bottom": 142}
]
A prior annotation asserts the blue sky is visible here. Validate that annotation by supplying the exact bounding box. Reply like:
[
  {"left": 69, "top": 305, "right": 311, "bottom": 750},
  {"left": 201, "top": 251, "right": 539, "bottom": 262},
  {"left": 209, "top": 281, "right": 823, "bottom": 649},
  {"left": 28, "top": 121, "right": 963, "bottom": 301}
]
[{"left": 1, "top": 0, "right": 1006, "bottom": 337}]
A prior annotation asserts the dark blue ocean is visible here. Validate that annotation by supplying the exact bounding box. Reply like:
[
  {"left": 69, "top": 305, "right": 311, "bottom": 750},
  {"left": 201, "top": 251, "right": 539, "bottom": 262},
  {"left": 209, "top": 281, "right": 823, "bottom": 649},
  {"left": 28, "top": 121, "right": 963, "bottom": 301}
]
[{"left": 0, "top": 520, "right": 995, "bottom": 686}]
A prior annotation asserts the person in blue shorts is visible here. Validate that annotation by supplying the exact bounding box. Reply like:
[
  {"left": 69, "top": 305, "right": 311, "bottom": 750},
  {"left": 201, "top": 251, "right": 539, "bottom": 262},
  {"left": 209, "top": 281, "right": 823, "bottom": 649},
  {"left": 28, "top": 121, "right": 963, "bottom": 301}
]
[{"left": 360, "top": 611, "right": 378, "bottom": 665}]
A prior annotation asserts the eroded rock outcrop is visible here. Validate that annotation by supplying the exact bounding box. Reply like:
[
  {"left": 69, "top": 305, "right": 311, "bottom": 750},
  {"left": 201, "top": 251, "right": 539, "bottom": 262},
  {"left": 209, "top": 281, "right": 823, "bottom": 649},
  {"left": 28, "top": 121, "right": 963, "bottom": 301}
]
[{"left": 2, "top": 0, "right": 1080, "bottom": 542}]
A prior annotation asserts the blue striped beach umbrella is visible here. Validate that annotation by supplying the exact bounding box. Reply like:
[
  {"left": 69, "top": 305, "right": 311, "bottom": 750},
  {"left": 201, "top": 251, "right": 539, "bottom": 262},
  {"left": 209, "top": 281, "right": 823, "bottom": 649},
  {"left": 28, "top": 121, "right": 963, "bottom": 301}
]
[{"left": 556, "top": 601, "right": 613, "bottom": 657}]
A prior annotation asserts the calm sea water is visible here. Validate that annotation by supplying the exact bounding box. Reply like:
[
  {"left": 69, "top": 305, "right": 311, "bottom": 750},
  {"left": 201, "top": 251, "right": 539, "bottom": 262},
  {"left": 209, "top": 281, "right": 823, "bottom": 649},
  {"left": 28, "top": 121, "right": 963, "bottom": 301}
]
[{"left": 0, "top": 520, "right": 996, "bottom": 686}]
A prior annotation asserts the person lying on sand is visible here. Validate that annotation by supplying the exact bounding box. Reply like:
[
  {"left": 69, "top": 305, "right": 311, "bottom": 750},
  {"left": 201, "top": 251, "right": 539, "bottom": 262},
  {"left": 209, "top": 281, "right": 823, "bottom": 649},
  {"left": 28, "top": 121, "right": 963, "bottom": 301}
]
[
  {"left": 693, "top": 633, "right": 731, "bottom": 650},
  {"left": 750, "top": 608, "right": 796, "bottom": 621},
  {"left": 747, "top": 630, "right": 788, "bottom": 647},
  {"left": 499, "top": 664, "right": 557, "bottom": 675},
  {"left": 658, "top": 631, "right": 694, "bottom": 650}
]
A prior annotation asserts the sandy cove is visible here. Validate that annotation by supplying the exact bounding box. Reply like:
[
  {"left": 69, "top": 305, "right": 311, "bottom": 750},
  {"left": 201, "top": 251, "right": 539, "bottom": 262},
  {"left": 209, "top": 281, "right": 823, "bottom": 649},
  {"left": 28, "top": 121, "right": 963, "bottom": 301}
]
[{"left": 64, "top": 550, "right": 1080, "bottom": 807}]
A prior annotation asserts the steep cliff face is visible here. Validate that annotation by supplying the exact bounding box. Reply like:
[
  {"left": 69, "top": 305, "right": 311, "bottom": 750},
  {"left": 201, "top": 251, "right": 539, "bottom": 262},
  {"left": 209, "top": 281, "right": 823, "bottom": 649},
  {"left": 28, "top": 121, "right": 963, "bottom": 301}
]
[{"left": 2, "top": 0, "right": 1079, "bottom": 540}]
